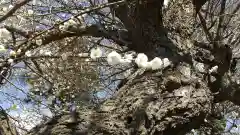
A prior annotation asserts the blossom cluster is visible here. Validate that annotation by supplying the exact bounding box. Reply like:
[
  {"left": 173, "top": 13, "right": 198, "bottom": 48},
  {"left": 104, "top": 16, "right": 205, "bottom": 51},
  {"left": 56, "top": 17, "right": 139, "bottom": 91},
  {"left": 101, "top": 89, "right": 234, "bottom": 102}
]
[
  {"left": 135, "top": 54, "right": 171, "bottom": 70},
  {"left": 0, "top": 28, "right": 11, "bottom": 41},
  {"left": 59, "top": 14, "right": 86, "bottom": 31},
  {"left": 90, "top": 47, "right": 171, "bottom": 70},
  {"left": 0, "top": 44, "right": 18, "bottom": 65}
]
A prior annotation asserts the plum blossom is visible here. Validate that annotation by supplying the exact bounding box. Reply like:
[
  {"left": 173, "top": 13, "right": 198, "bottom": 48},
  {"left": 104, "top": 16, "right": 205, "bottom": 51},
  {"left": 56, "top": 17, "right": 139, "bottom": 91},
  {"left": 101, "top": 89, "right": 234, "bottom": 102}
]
[
  {"left": 163, "top": 58, "right": 171, "bottom": 68},
  {"left": 39, "top": 49, "right": 44, "bottom": 55},
  {"left": 90, "top": 48, "right": 102, "bottom": 60},
  {"left": 2, "top": 7, "right": 8, "bottom": 12},
  {"left": 17, "top": 49, "right": 21, "bottom": 54},
  {"left": 27, "top": 9, "right": 34, "bottom": 15},
  {"left": 9, "top": 50, "right": 16, "bottom": 56},
  {"left": 124, "top": 53, "right": 133, "bottom": 61},
  {"left": 59, "top": 24, "right": 68, "bottom": 31},
  {"left": 120, "top": 53, "right": 133, "bottom": 64},
  {"left": 164, "top": 0, "right": 170, "bottom": 7},
  {"left": 107, "top": 51, "right": 122, "bottom": 65},
  {"left": 36, "top": 39, "right": 42, "bottom": 45},
  {"left": 150, "top": 57, "right": 163, "bottom": 70},
  {"left": 135, "top": 53, "right": 150, "bottom": 68},
  {"left": 85, "top": 58, "right": 90, "bottom": 62},
  {"left": 62, "top": 19, "right": 77, "bottom": 29},
  {"left": 0, "top": 28, "right": 11, "bottom": 40},
  {"left": 209, "top": 65, "right": 218, "bottom": 73},
  {"left": 8, "top": 5, "right": 14, "bottom": 9},
  {"left": 68, "top": 19, "right": 77, "bottom": 25},
  {"left": 195, "top": 62, "right": 205, "bottom": 73},
  {"left": 25, "top": 51, "right": 31, "bottom": 57},
  {"left": 0, "top": 45, "right": 6, "bottom": 53},
  {"left": 7, "top": 58, "right": 14, "bottom": 64},
  {"left": 44, "top": 51, "right": 52, "bottom": 56},
  {"left": 78, "top": 53, "right": 88, "bottom": 57}
]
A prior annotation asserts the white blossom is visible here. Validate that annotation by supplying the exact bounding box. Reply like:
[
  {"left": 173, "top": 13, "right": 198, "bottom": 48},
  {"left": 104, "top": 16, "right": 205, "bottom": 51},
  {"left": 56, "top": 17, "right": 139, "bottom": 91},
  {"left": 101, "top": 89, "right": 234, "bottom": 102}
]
[
  {"left": 9, "top": 50, "right": 16, "bottom": 56},
  {"left": 63, "top": 19, "right": 77, "bottom": 29},
  {"left": 195, "top": 62, "right": 205, "bottom": 73},
  {"left": 181, "top": 66, "right": 191, "bottom": 77},
  {"left": 204, "top": 118, "right": 208, "bottom": 123},
  {"left": 63, "top": 0, "right": 68, "bottom": 4},
  {"left": 232, "top": 111, "right": 239, "bottom": 119},
  {"left": 17, "top": 49, "right": 21, "bottom": 54},
  {"left": 135, "top": 53, "right": 149, "bottom": 68},
  {"left": 39, "top": 49, "right": 44, "bottom": 55},
  {"left": 120, "top": 53, "right": 133, "bottom": 64},
  {"left": 27, "top": 9, "right": 34, "bottom": 15},
  {"left": 77, "top": 14, "right": 87, "bottom": 20},
  {"left": 2, "top": 7, "right": 8, "bottom": 12},
  {"left": 59, "top": 25, "right": 68, "bottom": 31},
  {"left": 145, "top": 62, "right": 152, "bottom": 69},
  {"left": 209, "top": 65, "right": 218, "bottom": 73},
  {"left": 150, "top": 57, "right": 163, "bottom": 70},
  {"left": 85, "top": 58, "right": 90, "bottom": 62},
  {"left": 32, "top": 0, "right": 37, "bottom": 5},
  {"left": 107, "top": 51, "right": 122, "bottom": 65},
  {"left": 90, "top": 48, "right": 102, "bottom": 60},
  {"left": 164, "top": 0, "right": 170, "bottom": 7},
  {"left": 0, "top": 45, "right": 6, "bottom": 53},
  {"left": 185, "top": 7, "right": 191, "bottom": 13},
  {"left": 0, "top": 28, "right": 11, "bottom": 39},
  {"left": 61, "top": 53, "right": 68, "bottom": 60},
  {"left": 124, "top": 69, "right": 132, "bottom": 77},
  {"left": 0, "top": 45, "right": 5, "bottom": 49},
  {"left": 163, "top": 58, "right": 171, "bottom": 68},
  {"left": 77, "top": 14, "right": 87, "bottom": 24},
  {"left": 36, "top": 39, "right": 42, "bottom": 45},
  {"left": 68, "top": 19, "right": 77, "bottom": 25},
  {"left": 125, "top": 53, "right": 133, "bottom": 61},
  {"left": 78, "top": 53, "right": 88, "bottom": 57},
  {"left": 8, "top": 5, "right": 13, "bottom": 9},
  {"left": 7, "top": 58, "right": 14, "bottom": 64},
  {"left": 44, "top": 51, "right": 52, "bottom": 56},
  {"left": 25, "top": 51, "right": 32, "bottom": 57}
]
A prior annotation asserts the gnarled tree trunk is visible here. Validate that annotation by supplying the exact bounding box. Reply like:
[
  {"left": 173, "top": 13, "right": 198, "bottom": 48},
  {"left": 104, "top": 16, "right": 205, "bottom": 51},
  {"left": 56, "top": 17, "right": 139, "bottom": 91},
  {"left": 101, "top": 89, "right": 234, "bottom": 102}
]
[{"left": 28, "top": 64, "right": 213, "bottom": 135}]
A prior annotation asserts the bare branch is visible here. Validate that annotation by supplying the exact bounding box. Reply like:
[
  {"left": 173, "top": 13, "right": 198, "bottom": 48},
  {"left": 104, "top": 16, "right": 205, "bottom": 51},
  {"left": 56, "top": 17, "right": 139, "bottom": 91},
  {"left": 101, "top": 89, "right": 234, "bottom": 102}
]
[
  {"left": 0, "top": 0, "right": 32, "bottom": 23},
  {"left": 215, "top": 0, "right": 227, "bottom": 41}
]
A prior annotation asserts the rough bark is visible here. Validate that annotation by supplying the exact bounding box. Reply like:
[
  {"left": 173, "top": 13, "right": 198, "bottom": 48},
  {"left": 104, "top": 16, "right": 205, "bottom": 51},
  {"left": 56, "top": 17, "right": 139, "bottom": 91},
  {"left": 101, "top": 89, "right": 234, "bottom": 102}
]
[
  {"left": 0, "top": 110, "right": 18, "bottom": 135},
  {"left": 28, "top": 64, "right": 212, "bottom": 135}
]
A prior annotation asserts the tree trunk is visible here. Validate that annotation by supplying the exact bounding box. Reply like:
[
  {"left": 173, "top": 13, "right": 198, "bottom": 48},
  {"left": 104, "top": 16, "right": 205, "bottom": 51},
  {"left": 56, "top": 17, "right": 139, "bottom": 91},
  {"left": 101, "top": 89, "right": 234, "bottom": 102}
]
[
  {"left": 0, "top": 111, "right": 18, "bottom": 135},
  {"left": 28, "top": 63, "right": 213, "bottom": 135}
]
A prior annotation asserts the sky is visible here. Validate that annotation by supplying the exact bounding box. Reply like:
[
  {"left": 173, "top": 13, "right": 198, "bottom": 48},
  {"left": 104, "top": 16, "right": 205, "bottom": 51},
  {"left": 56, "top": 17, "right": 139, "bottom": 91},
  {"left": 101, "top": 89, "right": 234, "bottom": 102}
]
[{"left": 0, "top": 62, "right": 52, "bottom": 133}]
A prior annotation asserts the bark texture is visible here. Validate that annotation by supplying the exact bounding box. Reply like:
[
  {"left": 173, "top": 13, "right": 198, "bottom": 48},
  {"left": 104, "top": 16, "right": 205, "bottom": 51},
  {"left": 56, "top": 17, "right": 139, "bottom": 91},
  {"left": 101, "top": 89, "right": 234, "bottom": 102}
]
[
  {"left": 0, "top": 113, "right": 18, "bottom": 135},
  {"left": 28, "top": 64, "right": 213, "bottom": 135}
]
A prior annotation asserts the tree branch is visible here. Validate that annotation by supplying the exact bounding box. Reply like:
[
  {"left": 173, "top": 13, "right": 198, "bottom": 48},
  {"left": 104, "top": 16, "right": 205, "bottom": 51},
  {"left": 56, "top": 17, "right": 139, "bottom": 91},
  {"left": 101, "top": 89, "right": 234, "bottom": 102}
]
[
  {"left": 4, "top": 25, "right": 31, "bottom": 38},
  {"left": 215, "top": 0, "right": 226, "bottom": 41},
  {"left": 0, "top": 0, "right": 32, "bottom": 23}
]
